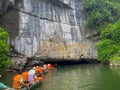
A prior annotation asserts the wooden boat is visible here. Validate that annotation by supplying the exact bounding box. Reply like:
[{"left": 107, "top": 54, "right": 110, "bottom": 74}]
[
  {"left": 48, "top": 67, "right": 54, "bottom": 70},
  {"left": 22, "top": 80, "right": 42, "bottom": 90},
  {"left": 43, "top": 69, "right": 48, "bottom": 74},
  {"left": 42, "top": 67, "right": 54, "bottom": 74},
  {"left": 12, "top": 67, "right": 54, "bottom": 90}
]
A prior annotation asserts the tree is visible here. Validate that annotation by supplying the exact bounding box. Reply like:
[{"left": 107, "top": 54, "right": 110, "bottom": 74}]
[
  {"left": 0, "top": 27, "right": 11, "bottom": 73},
  {"left": 83, "top": 0, "right": 120, "bottom": 32},
  {"left": 96, "top": 21, "right": 120, "bottom": 62},
  {"left": 84, "top": 0, "right": 120, "bottom": 63}
]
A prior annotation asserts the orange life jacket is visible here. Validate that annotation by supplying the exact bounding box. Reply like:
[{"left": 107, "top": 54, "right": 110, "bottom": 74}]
[
  {"left": 34, "top": 76, "right": 42, "bottom": 83},
  {"left": 22, "top": 71, "right": 28, "bottom": 81},
  {"left": 13, "top": 75, "right": 23, "bottom": 89},
  {"left": 50, "top": 64, "right": 53, "bottom": 69},
  {"left": 36, "top": 67, "right": 44, "bottom": 74},
  {"left": 47, "top": 64, "right": 53, "bottom": 69}
]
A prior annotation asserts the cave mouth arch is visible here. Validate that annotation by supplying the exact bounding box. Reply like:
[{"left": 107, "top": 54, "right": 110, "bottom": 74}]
[{"left": 42, "top": 58, "right": 100, "bottom": 66}]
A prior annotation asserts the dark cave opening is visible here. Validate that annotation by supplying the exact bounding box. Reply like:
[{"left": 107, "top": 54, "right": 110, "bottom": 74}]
[{"left": 42, "top": 59, "right": 100, "bottom": 66}]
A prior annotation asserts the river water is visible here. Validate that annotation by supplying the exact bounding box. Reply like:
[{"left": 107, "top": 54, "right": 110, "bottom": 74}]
[{"left": 1, "top": 64, "right": 120, "bottom": 90}]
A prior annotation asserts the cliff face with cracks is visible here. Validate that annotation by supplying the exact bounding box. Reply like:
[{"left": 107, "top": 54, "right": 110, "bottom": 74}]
[{"left": 0, "top": 0, "right": 98, "bottom": 64}]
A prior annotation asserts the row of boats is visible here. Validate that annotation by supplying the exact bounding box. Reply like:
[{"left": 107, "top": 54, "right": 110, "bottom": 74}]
[
  {"left": 22, "top": 64, "right": 54, "bottom": 90},
  {"left": 0, "top": 64, "right": 54, "bottom": 90}
]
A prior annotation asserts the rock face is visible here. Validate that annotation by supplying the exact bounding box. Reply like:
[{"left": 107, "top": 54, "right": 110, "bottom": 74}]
[
  {"left": 0, "top": 0, "right": 98, "bottom": 61},
  {"left": 0, "top": 0, "right": 15, "bottom": 15},
  {"left": 0, "top": 0, "right": 9, "bottom": 15}
]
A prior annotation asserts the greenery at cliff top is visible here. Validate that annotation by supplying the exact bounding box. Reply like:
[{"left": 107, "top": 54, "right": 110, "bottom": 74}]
[
  {"left": 84, "top": 0, "right": 120, "bottom": 63},
  {"left": 84, "top": 0, "right": 120, "bottom": 33},
  {"left": 0, "top": 27, "right": 11, "bottom": 73}
]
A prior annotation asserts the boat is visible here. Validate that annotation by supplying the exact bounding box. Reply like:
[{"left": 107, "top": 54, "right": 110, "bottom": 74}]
[
  {"left": 42, "top": 67, "right": 54, "bottom": 74},
  {"left": 48, "top": 67, "right": 54, "bottom": 70},
  {"left": 21, "top": 68, "right": 53, "bottom": 90},
  {"left": 12, "top": 66, "right": 54, "bottom": 90},
  {"left": 22, "top": 80, "right": 42, "bottom": 90}
]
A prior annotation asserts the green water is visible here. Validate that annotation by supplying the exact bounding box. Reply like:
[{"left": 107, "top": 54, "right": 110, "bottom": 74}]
[{"left": 1, "top": 64, "right": 120, "bottom": 90}]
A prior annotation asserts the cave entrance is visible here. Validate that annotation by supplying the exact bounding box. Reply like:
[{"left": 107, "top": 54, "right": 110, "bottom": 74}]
[{"left": 42, "top": 59, "right": 99, "bottom": 66}]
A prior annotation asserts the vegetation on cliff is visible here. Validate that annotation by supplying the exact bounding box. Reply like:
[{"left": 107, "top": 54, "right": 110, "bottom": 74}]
[
  {"left": 84, "top": 0, "right": 120, "bottom": 63},
  {"left": 0, "top": 27, "right": 11, "bottom": 73},
  {"left": 97, "top": 21, "right": 120, "bottom": 63}
]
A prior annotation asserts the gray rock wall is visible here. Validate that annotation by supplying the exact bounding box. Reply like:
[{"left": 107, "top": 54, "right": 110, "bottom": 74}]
[
  {"left": 0, "top": 0, "right": 9, "bottom": 15},
  {"left": 12, "top": 0, "right": 97, "bottom": 60},
  {"left": 0, "top": 0, "right": 15, "bottom": 15},
  {"left": 0, "top": 0, "right": 97, "bottom": 61},
  {"left": 0, "top": 0, "right": 19, "bottom": 41}
]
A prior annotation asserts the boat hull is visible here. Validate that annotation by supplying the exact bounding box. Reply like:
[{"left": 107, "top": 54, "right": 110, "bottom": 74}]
[{"left": 22, "top": 80, "right": 42, "bottom": 90}]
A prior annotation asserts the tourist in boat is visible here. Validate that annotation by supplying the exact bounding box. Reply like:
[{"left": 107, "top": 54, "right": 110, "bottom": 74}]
[
  {"left": 21, "top": 71, "right": 29, "bottom": 85},
  {"left": 28, "top": 67, "right": 36, "bottom": 85},
  {"left": 47, "top": 64, "right": 53, "bottom": 70},
  {"left": 49, "top": 64, "right": 53, "bottom": 69},
  {"left": 13, "top": 70, "right": 30, "bottom": 90},
  {"left": 36, "top": 66, "right": 44, "bottom": 75},
  {"left": 34, "top": 75, "right": 42, "bottom": 83},
  {"left": 43, "top": 64, "right": 47, "bottom": 71},
  {"left": 13, "top": 74, "right": 24, "bottom": 90},
  {"left": 22, "top": 71, "right": 30, "bottom": 90}
]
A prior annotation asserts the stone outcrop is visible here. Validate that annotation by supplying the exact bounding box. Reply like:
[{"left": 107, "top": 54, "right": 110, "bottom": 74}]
[{"left": 0, "top": 0, "right": 98, "bottom": 62}]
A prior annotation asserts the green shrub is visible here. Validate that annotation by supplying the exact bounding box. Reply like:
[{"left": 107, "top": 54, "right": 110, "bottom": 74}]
[
  {"left": 0, "top": 27, "right": 11, "bottom": 72},
  {"left": 84, "top": 0, "right": 120, "bottom": 32},
  {"left": 97, "top": 21, "right": 120, "bottom": 62},
  {"left": 84, "top": 0, "right": 120, "bottom": 63}
]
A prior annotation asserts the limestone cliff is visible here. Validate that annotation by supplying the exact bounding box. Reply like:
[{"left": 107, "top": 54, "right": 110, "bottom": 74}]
[
  {"left": 0, "top": 0, "right": 97, "bottom": 62},
  {"left": 0, "top": 0, "right": 12, "bottom": 15}
]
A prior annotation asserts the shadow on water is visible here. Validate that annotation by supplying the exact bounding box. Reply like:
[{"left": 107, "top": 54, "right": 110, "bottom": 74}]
[{"left": 43, "top": 59, "right": 99, "bottom": 66}]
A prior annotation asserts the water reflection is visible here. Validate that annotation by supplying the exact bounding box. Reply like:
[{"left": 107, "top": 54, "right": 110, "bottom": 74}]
[
  {"left": 99, "top": 65, "right": 120, "bottom": 90},
  {"left": 110, "top": 66, "right": 120, "bottom": 77},
  {"left": 40, "top": 64, "right": 102, "bottom": 90},
  {"left": 39, "top": 64, "right": 120, "bottom": 90},
  {"left": 1, "top": 64, "right": 120, "bottom": 90}
]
